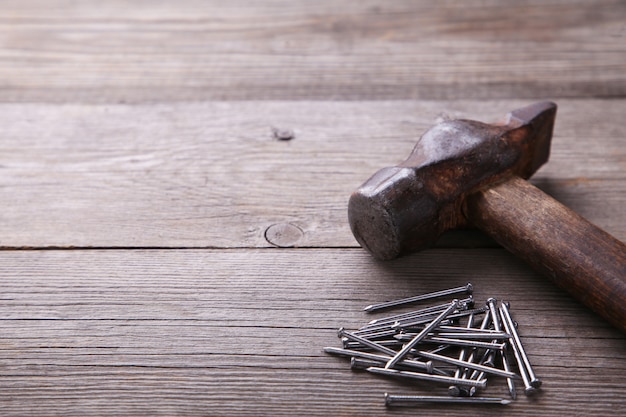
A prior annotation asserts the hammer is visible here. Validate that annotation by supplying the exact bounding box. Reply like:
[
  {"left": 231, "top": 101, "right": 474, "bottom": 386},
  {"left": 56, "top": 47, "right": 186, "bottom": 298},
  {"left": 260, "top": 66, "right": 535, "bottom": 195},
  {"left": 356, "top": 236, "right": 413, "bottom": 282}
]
[{"left": 348, "top": 102, "right": 626, "bottom": 331}]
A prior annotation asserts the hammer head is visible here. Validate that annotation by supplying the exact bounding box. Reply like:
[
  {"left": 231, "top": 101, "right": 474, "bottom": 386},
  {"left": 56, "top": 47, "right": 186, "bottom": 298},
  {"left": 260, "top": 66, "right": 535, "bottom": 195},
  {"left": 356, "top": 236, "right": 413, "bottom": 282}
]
[{"left": 348, "top": 101, "right": 557, "bottom": 260}]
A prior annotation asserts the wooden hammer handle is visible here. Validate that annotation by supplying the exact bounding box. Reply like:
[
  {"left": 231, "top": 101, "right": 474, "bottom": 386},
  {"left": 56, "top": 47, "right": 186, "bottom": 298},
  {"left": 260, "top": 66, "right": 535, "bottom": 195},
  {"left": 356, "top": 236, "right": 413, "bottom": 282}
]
[{"left": 465, "top": 176, "right": 626, "bottom": 331}]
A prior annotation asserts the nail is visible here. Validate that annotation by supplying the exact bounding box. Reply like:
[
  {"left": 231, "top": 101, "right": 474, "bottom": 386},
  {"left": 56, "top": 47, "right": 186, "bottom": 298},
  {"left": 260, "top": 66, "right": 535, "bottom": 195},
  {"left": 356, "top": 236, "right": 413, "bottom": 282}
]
[
  {"left": 364, "top": 296, "right": 474, "bottom": 327},
  {"left": 464, "top": 298, "right": 504, "bottom": 388},
  {"left": 448, "top": 385, "right": 464, "bottom": 397},
  {"left": 352, "top": 328, "right": 398, "bottom": 339},
  {"left": 385, "top": 300, "right": 459, "bottom": 369},
  {"left": 367, "top": 367, "right": 487, "bottom": 388},
  {"left": 337, "top": 328, "right": 396, "bottom": 356},
  {"left": 364, "top": 283, "right": 472, "bottom": 312},
  {"left": 351, "top": 357, "right": 435, "bottom": 374},
  {"left": 500, "top": 302, "right": 542, "bottom": 389},
  {"left": 458, "top": 313, "right": 491, "bottom": 395},
  {"left": 351, "top": 357, "right": 383, "bottom": 370},
  {"left": 487, "top": 298, "right": 502, "bottom": 332},
  {"left": 485, "top": 299, "right": 517, "bottom": 399},
  {"left": 384, "top": 393, "right": 511, "bottom": 406},
  {"left": 393, "top": 330, "right": 508, "bottom": 340},
  {"left": 437, "top": 325, "right": 505, "bottom": 334},
  {"left": 466, "top": 348, "right": 494, "bottom": 387},
  {"left": 461, "top": 312, "right": 492, "bottom": 378},
  {"left": 498, "top": 308, "right": 538, "bottom": 396},
  {"left": 473, "top": 298, "right": 501, "bottom": 380},
  {"left": 357, "top": 318, "right": 455, "bottom": 336},
  {"left": 324, "top": 347, "right": 433, "bottom": 373},
  {"left": 415, "top": 350, "right": 518, "bottom": 379},
  {"left": 431, "top": 332, "right": 511, "bottom": 340},
  {"left": 428, "top": 344, "right": 452, "bottom": 355},
  {"left": 392, "top": 306, "right": 488, "bottom": 330},
  {"left": 394, "top": 335, "right": 506, "bottom": 350},
  {"left": 449, "top": 312, "right": 475, "bottom": 397},
  {"left": 343, "top": 339, "right": 402, "bottom": 350},
  {"left": 501, "top": 346, "right": 517, "bottom": 400}
]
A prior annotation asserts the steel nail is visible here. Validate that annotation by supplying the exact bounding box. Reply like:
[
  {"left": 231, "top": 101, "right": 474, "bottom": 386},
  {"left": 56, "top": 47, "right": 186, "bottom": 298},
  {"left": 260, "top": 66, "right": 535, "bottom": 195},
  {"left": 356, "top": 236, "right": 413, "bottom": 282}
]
[
  {"left": 500, "top": 302, "right": 541, "bottom": 389},
  {"left": 449, "top": 312, "right": 475, "bottom": 397},
  {"left": 501, "top": 346, "right": 517, "bottom": 400},
  {"left": 466, "top": 349, "right": 493, "bottom": 387},
  {"left": 352, "top": 328, "right": 398, "bottom": 339},
  {"left": 498, "top": 308, "right": 537, "bottom": 396},
  {"left": 485, "top": 298, "right": 517, "bottom": 399},
  {"left": 415, "top": 350, "right": 518, "bottom": 379},
  {"left": 365, "top": 296, "right": 474, "bottom": 327},
  {"left": 486, "top": 298, "right": 500, "bottom": 329},
  {"left": 324, "top": 347, "right": 433, "bottom": 373},
  {"left": 474, "top": 298, "right": 501, "bottom": 381},
  {"left": 432, "top": 332, "right": 511, "bottom": 340},
  {"left": 461, "top": 312, "right": 492, "bottom": 378},
  {"left": 407, "top": 336, "right": 506, "bottom": 351},
  {"left": 391, "top": 305, "right": 486, "bottom": 330},
  {"left": 393, "top": 331, "right": 509, "bottom": 341},
  {"left": 427, "top": 344, "right": 452, "bottom": 355},
  {"left": 337, "top": 328, "right": 396, "bottom": 356},
  {"left": 351, "top": 357, "right": 384, "bottom": 370},
  {"left": 343, "top": 339, "right": 402, "bottom": 350},
  {"left": 367, "top": 367, "right": 487, "bottom": 388},
  {"left": 351, "top": 357, "right": 435, "bottom": 374},
  {"left": 436, "top": 325, "right": 510, "bottom": 334},
  {"left": 384, "top": 393, "right": 512, "bottom": 406},
  {"left": 385, "top": 300, "right": 459, "bottom": 369},
  {"left": 358, "top": 317, "right": 455, "bottom": 335},
  {"left": 363, "top": 283, "right": 472, "bottom": 312}
]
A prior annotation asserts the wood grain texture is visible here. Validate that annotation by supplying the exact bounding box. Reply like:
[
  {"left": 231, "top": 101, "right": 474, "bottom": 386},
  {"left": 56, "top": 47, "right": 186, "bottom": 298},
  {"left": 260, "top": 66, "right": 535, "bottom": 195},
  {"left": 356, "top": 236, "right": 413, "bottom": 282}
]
[
  {"left": 466, "top": 176, "right": 626, "bottom": 331},
  {"left": 1, "top": 2, "right": 624, "bottom": 416},
  {"left": 0, "top": 249, "right": 624, "bottom": 416},
  {"left": 0, "top": 0, "right": 624, "bottom": 102},
  {"left": 0, "top": 99, "right": 623, "bottom": 248}
]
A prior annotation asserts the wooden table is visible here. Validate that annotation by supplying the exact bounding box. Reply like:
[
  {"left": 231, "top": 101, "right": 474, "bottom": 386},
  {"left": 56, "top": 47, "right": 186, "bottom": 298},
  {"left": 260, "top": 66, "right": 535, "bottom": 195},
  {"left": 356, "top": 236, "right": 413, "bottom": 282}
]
[{"left": 1, "top": 1, "right": 624, "bottom": 416}]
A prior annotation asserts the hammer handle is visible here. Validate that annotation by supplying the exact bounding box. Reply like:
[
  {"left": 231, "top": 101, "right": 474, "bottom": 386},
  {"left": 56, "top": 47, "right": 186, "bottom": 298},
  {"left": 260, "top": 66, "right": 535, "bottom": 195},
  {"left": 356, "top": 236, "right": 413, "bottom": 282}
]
[{"left": 465, "top": 176, "right": 626, "bottom": 331}]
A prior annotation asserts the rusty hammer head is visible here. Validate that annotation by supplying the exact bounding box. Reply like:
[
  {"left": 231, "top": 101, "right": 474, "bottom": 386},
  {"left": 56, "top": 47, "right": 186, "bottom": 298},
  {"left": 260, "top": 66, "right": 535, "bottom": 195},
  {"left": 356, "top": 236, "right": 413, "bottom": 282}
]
[{"left": 348, "top": 101, "right": 557, "bottom": 260}]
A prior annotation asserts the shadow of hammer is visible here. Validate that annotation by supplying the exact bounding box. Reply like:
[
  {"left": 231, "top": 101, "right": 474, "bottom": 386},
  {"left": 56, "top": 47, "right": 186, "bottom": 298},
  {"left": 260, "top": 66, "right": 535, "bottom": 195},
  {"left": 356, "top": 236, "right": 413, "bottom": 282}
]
[{"left": 348, "top": 102, "right": 626, "bottom": 331}]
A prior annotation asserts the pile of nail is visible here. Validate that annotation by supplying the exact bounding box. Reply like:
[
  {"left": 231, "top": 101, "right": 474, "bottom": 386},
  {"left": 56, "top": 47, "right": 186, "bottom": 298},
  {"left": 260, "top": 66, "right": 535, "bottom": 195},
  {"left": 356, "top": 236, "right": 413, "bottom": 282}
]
[{"left": 324, "top": 283, "right": 541, "bottom": 407}]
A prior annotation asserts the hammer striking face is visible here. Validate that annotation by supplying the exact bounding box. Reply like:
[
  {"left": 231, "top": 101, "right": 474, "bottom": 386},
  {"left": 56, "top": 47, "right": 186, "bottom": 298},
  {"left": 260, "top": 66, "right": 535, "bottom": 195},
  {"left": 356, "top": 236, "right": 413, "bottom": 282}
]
[
  {"left": 348, "top": 102, "right": 626, "bottom": 331},
  {"left": 349, "top": 101, "right": 556, "bottom": 260}
]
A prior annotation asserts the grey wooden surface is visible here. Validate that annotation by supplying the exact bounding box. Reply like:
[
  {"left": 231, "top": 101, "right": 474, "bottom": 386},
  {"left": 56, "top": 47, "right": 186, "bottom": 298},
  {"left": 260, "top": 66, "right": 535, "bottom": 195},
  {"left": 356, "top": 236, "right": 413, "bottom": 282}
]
[
  {"left": 1, "top": 0, "right": 625, "bottom": 102},
  {"left": 0, "top": 100, "right": 623, "bottom": 249},
  {"left": 0, "top": 1, "right": 624, "bottom": 416},
  {"left": 0, "top": 249, "right": 623, "bottom": 416}
]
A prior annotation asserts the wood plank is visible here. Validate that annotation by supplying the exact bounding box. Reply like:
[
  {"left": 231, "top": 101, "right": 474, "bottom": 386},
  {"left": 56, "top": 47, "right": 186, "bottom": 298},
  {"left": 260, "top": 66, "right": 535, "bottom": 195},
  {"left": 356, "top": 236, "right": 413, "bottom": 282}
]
[
  {"left": 0, "top": 100, "right": 623, "bottom": 248},
  {"left": 0, "top": 248, "right": 624, "bottom": 416},
  {"left": 0, "top": 0, "right": 624, "bottom": 102}
]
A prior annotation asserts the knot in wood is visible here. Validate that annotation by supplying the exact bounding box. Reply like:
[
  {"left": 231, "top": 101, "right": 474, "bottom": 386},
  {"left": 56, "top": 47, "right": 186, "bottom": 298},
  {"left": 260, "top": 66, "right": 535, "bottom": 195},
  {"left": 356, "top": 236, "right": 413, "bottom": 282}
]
[{"left": 265, "top": 223, "right": 304, "bottom": 247}]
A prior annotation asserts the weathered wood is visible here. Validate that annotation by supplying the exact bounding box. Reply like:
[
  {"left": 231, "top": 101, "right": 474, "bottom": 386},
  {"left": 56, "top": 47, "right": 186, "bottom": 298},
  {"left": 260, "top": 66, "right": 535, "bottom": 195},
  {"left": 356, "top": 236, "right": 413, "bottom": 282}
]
[
  {"left": 0, "top": 0, "right": 624, "bottom": 102},
  {"left": 0, "top": 100, "right": 623, "bottom": 248},
  {"left": 467, "top": 176, "right": 626, "bottom": 331},
  {"left": 0, "top": 249, "right": 624, "bottom": 416},
  {"left": 1, "top": 2, "right": 624, "bottom": 416}
]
